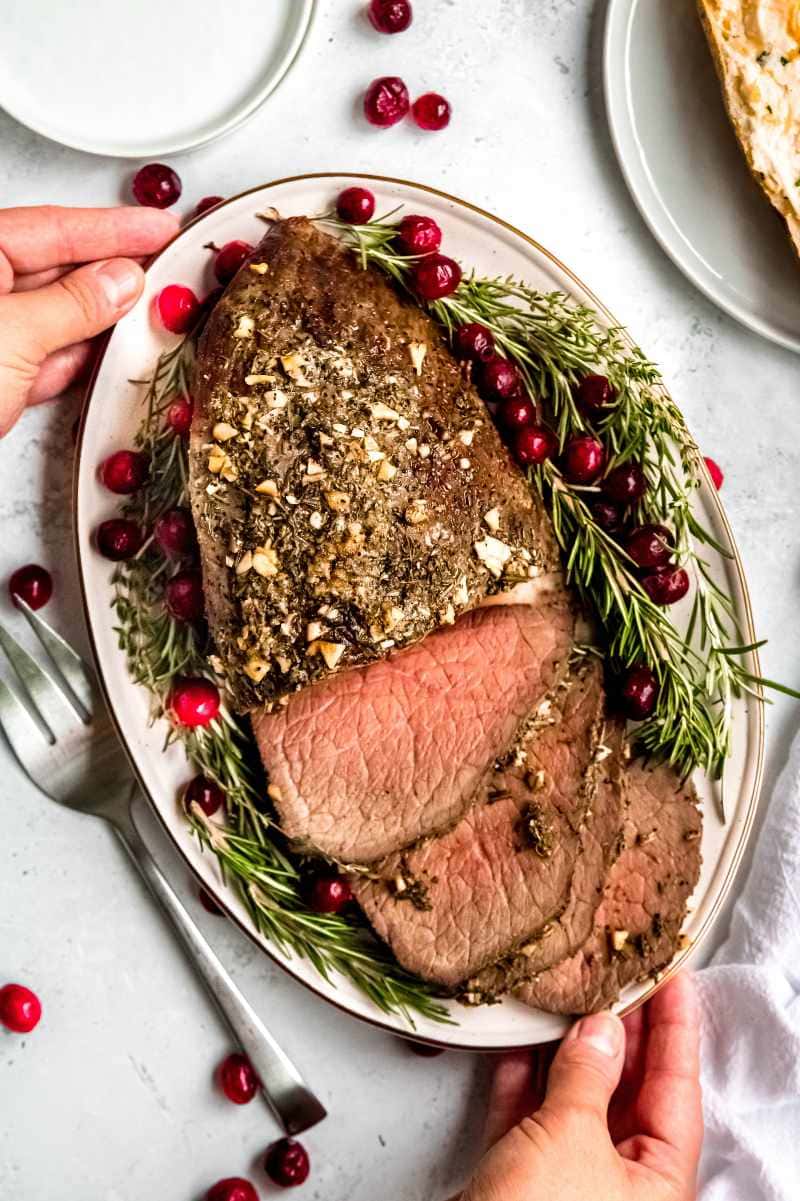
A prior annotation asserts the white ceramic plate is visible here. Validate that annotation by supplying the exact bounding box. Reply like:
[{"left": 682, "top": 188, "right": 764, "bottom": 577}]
[
  {"left": 604, "top": 0, "right": 800, "bottom": 355},
  {"left": 74, "top": 173, "right": 764, "bottom": 1049},
  {"left": 0, "top": 0, "right": 315, "bottom": 158}
]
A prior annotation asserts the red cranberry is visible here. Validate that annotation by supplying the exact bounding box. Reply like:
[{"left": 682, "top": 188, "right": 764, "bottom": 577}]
[
  {"left": 336, "top": 186, "right": 375, "bottom": 224},
  {"left": 199, "top": 887, "right": 224, "bottom": 916},
  {"left": 602, "top": 462, "right": 648, "bottom": 506},
  {"left": 194, "top": 196, "right": 224, "bottom": 217},
  {"left": 363, "top": 76, "right": 410, "bottom": 127},
  {"left": 513, "top": 425, "right": 556, "bottom": 467},
  {"left": 156, "top": 284, "right": 199, "bottom": 334},
  {"left": 168, "top": 677, "right": 220, "bottom": 727},
  {"left": 214, "top": 240, "right": 253, "bottom": 285},
  {"left": 96, "top": 519, "right": 143, "bottom": 561},
  {"left": 396, "top": 214, "right": 442, "bottom": 256},
  {"left": 412, "top": 254, "right": 462, "bottom": 300},
  {"left": 620, "top": 665, "right": 658, "bottom": 721},
  {"left": 309, "top": 876, "right": 353, "bottom": 914},
  {"left": 480, "top": 356, "right": 520, "bottom": 401},
  {"left": 576, "top": 373, "right": 616, "bottom": 412},
  {"left": 591, "top": 500, "right": 624, "bottom": 536},
  {"left": 562, "top": 435, "right": 606, "bottom": 484},
  {"left": 453, "top": 323, "right": 495, "bottom": 363},
  {"left": 368, "top": 0, "right": 412, "bottom": 33},
  {"left": 9, "top": 564, "right": 53, "bottom": 611},
  {"left": 218, "top": 1052, "right": 260, "bottom": 1104},
  {"left": 100, "top": 449, "right": 148, "bottom": 495},
  {"left": 704, "top": 456, "right": 724, "bottom": 490},
  {"left": 404, "top": 1039, "right": 445, "bottom": 1057},
  {"left": 499, "top": 394, "right": 536, "bottom": 432},
  {"left": 412, "top": 92, "right": 452, "bottom": 131},
  {"left": 184, "top": 773, "right": 224, "bottom": 817},
  {"left": 624, "top": 524, "right": 674, "bottom": 571},
  {"left": 154, "top": 507, "right": 196, "bottom": 559},
  {"left": 166, "top": 394, "right": 194, "bottom": 437},
  {"left": 132, "top": 162, "right": 182, "bottom": 208},
  {"left": 0, "top": 983, "right": 42, "bottom": 1033},
  {"left": 265, "top": 1139, "right": 310, "bottom": 1188},
  {"left": 166, "top": 570, "right": 204, "bottom": 623},
  {"left": 206, "top": 1179, "right": 259, "bottom": 1201},
  {"left": 641, "top": 566, "right": 690, "bottom": 606}
]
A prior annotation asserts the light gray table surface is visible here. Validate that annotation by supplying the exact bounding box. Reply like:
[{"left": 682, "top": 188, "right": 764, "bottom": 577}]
[{"left": 1, "top": 3, "right": 799, "bottom": 1199}]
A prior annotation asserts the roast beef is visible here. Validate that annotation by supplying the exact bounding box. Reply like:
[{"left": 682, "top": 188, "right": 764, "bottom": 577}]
[
  {"left": 516, "top": 760, "right": 701, "bottom": 1015},
  {"left": 254, "top": 598, "right": 574, "bottom": 864},
  {"left": 190, "top": 217, "right": 561, "bottom": 711},
  {"left": 353, "top": 657, "right": 628, "bottom": 987}
]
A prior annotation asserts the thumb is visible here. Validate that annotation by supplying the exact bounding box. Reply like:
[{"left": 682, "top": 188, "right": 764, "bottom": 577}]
[{"left": 541, "top": 1011, "right": 625, "bottom": 1122}]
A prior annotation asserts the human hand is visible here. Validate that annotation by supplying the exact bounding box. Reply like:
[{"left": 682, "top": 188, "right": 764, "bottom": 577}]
[
  {"left": 463, "top": 973, "right": 702, "bottom": 1201},
  {"left": 0, "top": 204, "right": 178, "bottom": 437}
]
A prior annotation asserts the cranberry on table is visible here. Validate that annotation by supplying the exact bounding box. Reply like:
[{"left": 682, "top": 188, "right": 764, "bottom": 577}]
[
  {"left": 309, "top": 876, "right": 353, "bottom": 914},
  {"left": 194, "top": 195, "right": 224, "bottom": 218},
  {"left": 206, "top": 1178, "right": 259, "bottom": 1201},
  {"left": 99, "top": 449, "right": 148, "bottom": 495},
  {"left": 704, "top": 456, "right": 724, "bottom": 490},
  {"left": 363, "top": 76, "right": 410, "bottom": 127},
  {"left": 132, "top": 162, "right": 182, "bottom": 208},
  {"left": 184, "top": 773, "right": 224, "bottom": 817},
  {"left": 602, "top": 462, "right": 647, "bottom": 506},
  {"left": 8, "top": 564, "right": 53, "bottom": 611},
  {"left": 368, "top": 0, "right": 413, "bottom": 33},
  {"left": 591, "top": 500, "right": 624, "bottom": 536},
  {"left": 95, "top": 519, "right": 143, "bottom": 561},
  {"left": 396, "top": 214, "right": 442, "bottom": 256},
  {"left": 166, "top": 394, "right": 194, "bottom": 437},
  {"left": 498, "top": 394, "right": 536, "bottom": 432},
  {"left": 166, "top": 570, "right": 205, "bottom": 623},
  {"left": 411, "top": 253, "right": 462, "bottom": 300},
  {"left": 218, "top": 1052, "right": 260, "bottom": 1104},
  {"left": 453, "top": 322, "right": 495, "bottom": 363},
  {"left": 641, "top": 566, "right": 690, "bottom": 606},
  {"left": 168, "top": 677, "right": 220, "bottom": 728},
  {"left": 336, "top": 186, "right": 375, "bottom": 224},
  {"left": 513, "top": 425, "right": 556, "bottom": 467},
  {"left": 156, "top": 284, "right": 199, "bottom": 334},
  {"left": 620, "top": 665, "right": 658, "bottom": 721},
  {"left": 412, "top": 92, "right": 452, "bottom": 132},
  {"left": 562, "top": 435, "right": 606, "bottom": 485},
  {"left": 154, "top": 506, "right": 196, "bottom": 559},
  {"left": 624, "top": 524, "right": 674, "bottom": 571},
  {"left": 214, "top": 240, "right": 253, "bottom": 286},
  {"left": 199, "top": 886, "right": 224, "bottom": 916},
  {"left": 575, "top": 373, "right": 616, "bottom": 412},
  {"left": 0, "top": 983, "right": 42, "bottom": 1034},
  {"left": 480, "top": 356, "right": 520, "bottom": 401},
  {"left": 265, "top": 1138, "right": 310, "bottom": 1188}
]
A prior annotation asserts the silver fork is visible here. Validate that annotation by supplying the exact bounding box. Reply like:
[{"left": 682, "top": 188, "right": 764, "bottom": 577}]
[{"left": 0, "top": 599, "right": 326, "bottom": 1135}]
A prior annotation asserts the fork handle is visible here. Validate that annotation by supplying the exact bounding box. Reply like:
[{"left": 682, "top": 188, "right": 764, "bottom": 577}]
[{"left": 112, "top": 816, "right": 327, "bottom": 1135}]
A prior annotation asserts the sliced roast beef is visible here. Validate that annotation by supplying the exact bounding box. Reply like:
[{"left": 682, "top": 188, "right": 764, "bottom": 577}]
[
  {"left": 254, "top": 598, "right": 574, "bottom": 864},
  {"left": 190, "top": 217, "right": 561, "bottom": 711},
  {"left": 516, "top": 760, "right": 701, "bottom": 1015}
]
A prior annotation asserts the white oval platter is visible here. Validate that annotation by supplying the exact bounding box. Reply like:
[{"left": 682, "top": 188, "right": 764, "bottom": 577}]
[{"left": 74, "top": 173, "right": 764, "bottom": 1049}]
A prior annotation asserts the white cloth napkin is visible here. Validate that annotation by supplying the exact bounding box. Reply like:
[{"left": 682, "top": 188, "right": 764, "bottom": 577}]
[{"left": 697, "top": 733, "right": 800, "bottom": 1200}]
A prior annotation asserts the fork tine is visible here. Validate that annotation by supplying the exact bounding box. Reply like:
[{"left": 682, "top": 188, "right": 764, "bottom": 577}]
[
  {"left": 0, "top": 622, "right": 59, "bottom": 744},
  {"left": 0, "top": 665, "right": 54, "bottom": 751},
  {"left": 17, "top": 599, "right": 93, "bottom": 722}
]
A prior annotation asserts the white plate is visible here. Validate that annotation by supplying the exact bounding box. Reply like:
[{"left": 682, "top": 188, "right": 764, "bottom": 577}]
[
  {"left": 0, "top": 0, "right": 315, "bottom": 158},
  {"left": 604, "top": 0, "right": 800, "bottom": 355},
  {"left": 74, "top": 173, "right": 764, "bottom": 1049}
]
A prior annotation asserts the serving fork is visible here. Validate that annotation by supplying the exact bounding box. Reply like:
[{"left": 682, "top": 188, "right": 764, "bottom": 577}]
[{"left": 0, "top": 599, "right": 326, "bottom": 1136}]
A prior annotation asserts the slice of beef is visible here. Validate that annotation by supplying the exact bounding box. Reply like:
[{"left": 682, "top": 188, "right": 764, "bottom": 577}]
[
  {"left": 516, "top": 761, "right": 701, "bottom": 1015},
  {"left": 190, "top": 216, "right": 561, "bottom": 711},
  {"left": 353, "top": 657, "right": 626, "bottom": 987},
  {"left": 253, "top": 598, "right": 574, "bottom": 865}
]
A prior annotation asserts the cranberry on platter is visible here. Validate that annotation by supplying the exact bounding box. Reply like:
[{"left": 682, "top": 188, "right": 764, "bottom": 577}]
[
  {"left": 309, "top": 876, "right": 353, "bottom": 914},
  {"left": 498, "top": 394, "right": 536, "bottom": 432},
  {"left": 602, "top": 462, "right": 648, "bottom": 506},
  {"left": 364, "top": 76, "right": 410, "bottom": 127},
  {"left": 412, "top": 92, "right": 452, "bottom": 131},
  {"left": 513, "top": 425, "right": 556, "bottom": 468},
  {"left": 336, "top": 186, "right": 376, "bottom": 224},
  {"left": 154, "top": 507, "right": 196, "bottom": 559},
  {"left": 166, "top": 570, "right": 205, "bottom": 623},
  {"left": 8, "top": 564, "right": 53, "bottom": 611},
  {"left": 368, "top": 0, "right": 413, "bottom": 34},
  {"left": 704, "top": 456, "right": 724, "bottom": 490},
  {"left": 194, "top": 196, "right": 224, "bottom": 218},
  {"left": 99, "top": 449, "right": 148, "bottom": 495},
  {"left": 562, "top": 435, "right": 606, "bottom": 485},
  {"left": 412, "top": 253, "right": 462, "bottom": 300},
  {"left": 156, "top": 284, "right": 200, "bottom": 334},
  {"left": 168, "top": 677, "right": 220, "bottom": 728},
  {"left": 591, "top": 500, "right": 624, "bottom": 537},
  {"left": 199, "top": 887, "right": 224, "bottom": 916},
  {"left": 132, "top": 162, "right": 182, "bottom": 208},
  {"left": 575, "top": 373, "right": 616, "bottom": 413},
  {"left": 624, "top": 524, "right": 674, "bottom": 571},
  {"left": 166, "top": 394, "right": 194, "bottom": 437},
  {"left": 184, "top": 773, "right": 224, "bottom": 817},
  {"left": 396, "top": 214, "right": 442, "bottom": 256},
  {"left": 453, "top": 322, "right": 495, "bottom": 363},
  {"left": 205, "top": 1179, "right": 259, "bottom": 1201},
  {"left": 620, "top": 665, "right": 658, "bottom": 721},
  {"left": 641, "top": 566, "right": 690, "bottom": 607},
  {"left": 480, "top": 356, "right": 520, "bottom": 402},
  {"left": 218, "top": 1052, "right": 260, "bottom": 1105},
  {"left": 265, "top": 1138, "right": 310, "bottom": 1188},
  {"left": 214, "top": 240, "right": 253, "bottom": 286},
  {"left": 95, "top": 519, "right": 143, "bottom": 561},
  {"left": 0, "top": 983, "right": 42, "bottom": 1033}
]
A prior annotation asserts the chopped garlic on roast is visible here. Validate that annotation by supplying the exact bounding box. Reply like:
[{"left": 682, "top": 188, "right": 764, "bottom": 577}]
[
  {"left": 244, "top": 656, "right": 269, "bottom": 682},
  {"left": 280, "top": 352, "right": 311, "bottom": 385},
  {"left": 309, "top": 510, "right": 324, "bottom": 530},
  {"left": 405, "top": 498, "right": 428, "bottom": 525},
  {"left": 248, "top": 262, "right": 269, "bottom": 274},
  {"left": 245, "top": 373, "right": 272, "bottom": 385},
  {"left": 212, "top": 421, "right": 238, "bottom": 442},
  {"left": 473, "top": 535, "right": 513, "bottom": 578},
  {"left": 234, "top": 315, "right": 254, "bottom": 339},
  {"left": 252, "top": 544, "right": 279, "bottom": 577},
  {"left": 377, "top": 459, "right": 397, "bottom": 481},
  {"left": 235, "top": 551, "right": 253, "bottom": 575},
  {"left": 255, "top": 479, "right": 279, "bottom": 497},
  {"left": 324, "top": 490, "right": 350, "bottom": 512},
  {"left": 408, "top": 342, "right": 427, "bottom": 375},
  {"left": 370, "top": 401, "right": 401, "bottom": 422},
  {"left": 483, "top": 508, "right": 501, "bottom": 532},
  {"left": 458, "top": 429, "right": 475, "bottom": 446},
  {"left": 307, "top": 640, "right": 346, "bottom": 669},
  {"left": 611, "top": 930, "right": 630, "bottom": 952}
]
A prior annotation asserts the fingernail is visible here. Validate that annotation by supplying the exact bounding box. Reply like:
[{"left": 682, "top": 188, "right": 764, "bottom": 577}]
[
  {"left": 92, "top": 259, "right": 141, "bottom": 308},
  {"left": 569, "top": 1012, "right": 622, "bottom": 1058}
]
